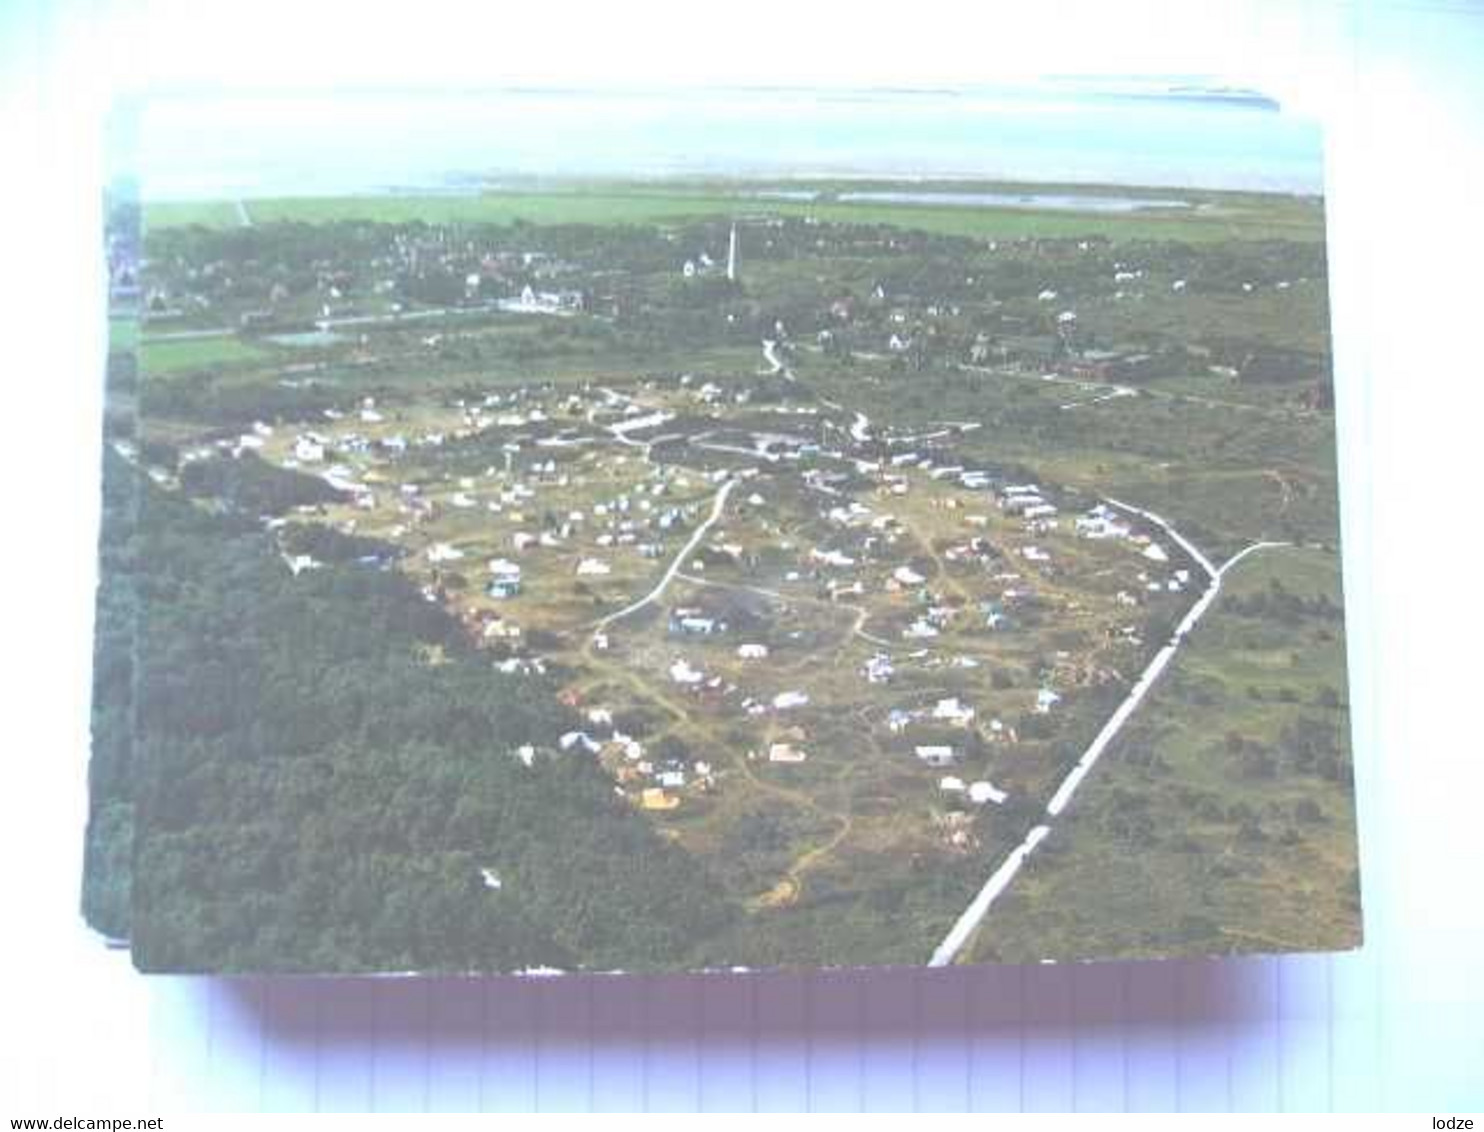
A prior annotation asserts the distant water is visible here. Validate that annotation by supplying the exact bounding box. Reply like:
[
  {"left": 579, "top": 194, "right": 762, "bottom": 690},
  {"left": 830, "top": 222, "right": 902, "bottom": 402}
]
[
  {"left": 832, "top": 190, "right": 1196, "bottom": 212},
  {"left": 129, "top": 84, "right": 1324, "bottom": 200},
  {"left": 267, "top": 330, "right": 345, "bottom": 348}
]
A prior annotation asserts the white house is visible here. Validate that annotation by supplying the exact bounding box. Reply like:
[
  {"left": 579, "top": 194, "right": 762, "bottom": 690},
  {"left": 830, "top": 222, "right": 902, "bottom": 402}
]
[
  {"left": 811, "top": 548, "right": 855, "bottom": 568},
  {"left": 915, "top": 745, "right": 957, "bottom": 768},
  {"left": 932, "top": 698, "right": 976, "bottom": 727},
  {"left": 1077, "top": 512, "right": 1130, "bottom": 539},
  {"left": 968, "top": 780, "right": 1008, "bottom": 805},
  {"left": 669, "top": 659, "right": 704, "bottom": 685},
  {"left": 293, "top": 436, "right": 325, "bottom": 463}
]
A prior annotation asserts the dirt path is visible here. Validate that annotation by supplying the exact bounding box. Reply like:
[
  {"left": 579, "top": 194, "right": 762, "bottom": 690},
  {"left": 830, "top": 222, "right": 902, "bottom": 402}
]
[
  {"left": 752, "top": 814, "right": 855, "bottom": 909},
  {"left": 588, "top": 478, "right": 738, "bottom": 631},
  {"left": 843, "top": 604, "right": 896, "bottom": 649},
  {"left": 1266, "top": 468, "right": 1295, "bottom": 516},
  {"left": 897, "top": 515, "right": 975, "bottom": 607},
  {"left": 736, "top": 755, "right": 854, "bottom": 910}
]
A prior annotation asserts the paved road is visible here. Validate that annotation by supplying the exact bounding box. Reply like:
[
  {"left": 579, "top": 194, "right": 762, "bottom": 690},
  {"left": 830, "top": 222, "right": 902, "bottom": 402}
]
[
  {"left": 142, "top": 300, "right": 492, "bottom": 340},
  {"left": 928, "top": 507, "right": 1287, "bottom": 967},
  {"left": 313, "top": 304, "right": 503, "bottom": 331},
  {"left": 589, "top": 478, "right": 738, "bottom": 631},
  {"left": 141, "top": 327, "right": 235, "bottom": 342},
  {"left": 1104, "top": 495, "right": 1219, "bottom": 578}
]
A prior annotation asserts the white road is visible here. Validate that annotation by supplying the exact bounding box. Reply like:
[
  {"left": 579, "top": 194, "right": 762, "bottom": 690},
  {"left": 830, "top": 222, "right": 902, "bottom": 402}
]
[
  {"left": 954, "top": 360, "right": 1301, "bottom": 421},
  {"left": 761, "top": 338, "right": 793, "bottom": 379},
  {"left": 928, "top": 826, "right": 1051, "bottom": 967},
  {"left": 606, "top": 410, "right": 675, "bottom": 451},
  {"left": 146, "top": 306, "right": 497, "bottom": 338},
  {"left": 957, "top": 360, "right": 1118, "bottom": 398},
  {"left": 141, "top": 327, "right": 236, "bottom": 342},
  {"left": 313, "top": 304, "right": 502, "bottom": 331},
  {"left": 589, "top": 478, "right": 738, "bottom": 631},
  {"left": 928, "top": 507, "right": 1287, "bottom": 967},
  {"left": 1061, "top": 387, "right": 1136, "bottom": 411},
  {"left": 1105, "top": 495, "right": 1220, "bottom": 579}
]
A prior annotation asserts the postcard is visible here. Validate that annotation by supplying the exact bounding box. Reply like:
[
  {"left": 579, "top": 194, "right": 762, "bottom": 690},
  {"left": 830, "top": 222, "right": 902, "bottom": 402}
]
[{"left": 85, "top": 83, "right": 1360, "bottom": 972}]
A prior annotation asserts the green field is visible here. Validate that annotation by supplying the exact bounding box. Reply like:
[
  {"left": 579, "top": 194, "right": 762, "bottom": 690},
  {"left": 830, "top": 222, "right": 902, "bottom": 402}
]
[
  {"left": 146, "top": 183, "right": 1325, "bottom": 244},
  {"left": 140, "top": 334, "right": 272, "bottom": 374},
  {"left": 108, "top": 316, "right": 139, "bottom": 351},
  {"left": 143, "top": 200, "right": 241, "bottom": 228}
]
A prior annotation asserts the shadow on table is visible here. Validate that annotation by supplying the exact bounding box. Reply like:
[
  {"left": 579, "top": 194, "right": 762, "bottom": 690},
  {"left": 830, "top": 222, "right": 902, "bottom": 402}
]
[{"left": 189, "top": 953, "right": 1320, "bottom": 1110}]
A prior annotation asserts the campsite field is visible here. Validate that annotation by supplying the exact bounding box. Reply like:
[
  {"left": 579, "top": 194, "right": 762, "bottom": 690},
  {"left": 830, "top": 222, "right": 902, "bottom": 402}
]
[
  {"left": 112, "top": 178, "right": 1357, "bottom": 968},
  {"left": 218, "top": 371, "right": 1179, "bottom": 928}
]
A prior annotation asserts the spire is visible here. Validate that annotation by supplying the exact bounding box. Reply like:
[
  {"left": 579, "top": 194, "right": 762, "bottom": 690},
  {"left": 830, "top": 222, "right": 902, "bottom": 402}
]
[{"left": 727, "top": 222, "right": 738, "bottom": 282}]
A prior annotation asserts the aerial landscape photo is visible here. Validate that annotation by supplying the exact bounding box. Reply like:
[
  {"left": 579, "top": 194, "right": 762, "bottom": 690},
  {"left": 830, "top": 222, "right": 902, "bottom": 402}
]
[{"left": 83, "top": 86, "right": 1361, "bottom": 973}]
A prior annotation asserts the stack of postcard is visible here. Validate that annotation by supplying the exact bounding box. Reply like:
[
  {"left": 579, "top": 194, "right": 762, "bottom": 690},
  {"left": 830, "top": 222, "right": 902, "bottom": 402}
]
[{"left": 83, "top": 83, "right": 1361, "bottom": 974}]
